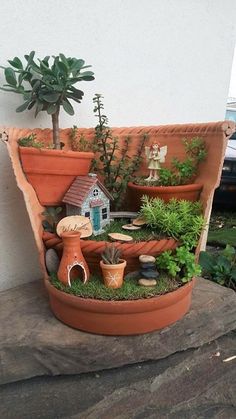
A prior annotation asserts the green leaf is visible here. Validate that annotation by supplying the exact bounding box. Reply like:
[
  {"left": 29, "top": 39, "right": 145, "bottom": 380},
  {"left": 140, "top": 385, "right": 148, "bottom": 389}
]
[
  {"left": 28, "top": 100, "right": 36, "bottom": 110},
  {"left": 59, "top": 54, "right": 69, "bottom": 68},
  {"left": 16, "top": 100, "right": 31, "bottom": 112},
  {"left": 70, "top": 59, "right": 85, "bottom": 73},
  {"left": 68, "top": 86, "right": 84, "bottom": 99},
  {"left": 62, "top": 99, "right": 74, "bottom": 115},
  {"left": 199, "top": 251, "right": 215, "bottom": 273},
  {"left": 34, "top": 100, "right": 44, "bottom": 117},
  {"left": 56, "top": 61, "right": 68, "bottom": 75},
  {"left": 4, "top": 68, "right": 17, "bottom": 86},
  {"left": 24, "top": 51, "right": 35, "bottom": 64},
  {"left": 222, "top": 244, "right": 235, "bottom": 261},
  {"left": 47, "top": 103, "right": 58, "bottom": 114},
  {"left": 0, "top": 87, "right": 22, "bottom": 93},
  {"left": 42, "top": 92, "right": 61, "bottom": 103},
  {"left": 39, "top": 60, "right": 54, "bottom": 75},
  {"left": 8, "top": 57, "right": 23, "bottom": 69}
]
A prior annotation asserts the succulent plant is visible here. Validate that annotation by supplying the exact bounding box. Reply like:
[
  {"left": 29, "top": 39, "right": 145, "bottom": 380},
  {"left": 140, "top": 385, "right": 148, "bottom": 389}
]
[{"left": 101, "top": 243, "right": 123, "bottom": 265}]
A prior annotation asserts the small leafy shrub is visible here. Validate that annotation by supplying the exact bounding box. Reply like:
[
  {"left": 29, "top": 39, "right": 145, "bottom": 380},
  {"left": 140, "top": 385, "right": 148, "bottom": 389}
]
[
  {"left": 69, "top": 125, "right": 91, "bottom": 151},
  {"left": 18, "top": 133, "right": 45, "bottom": 148},
  {"left": 91, "top": 94, "right": 148, "bottom": 209},
  {"left": 135, "top": 136, "right": 207, "bottom": 186},
  {"left": 42, "top": 206, "right": 62, "bottom": 233},
  {"left": 156, "top": 246, "right": 201, "bottom": 283},
  {"left": 140, "top": 196, "right": 205, "bottom": 248},
  {"left": 199, "top": 244, "right": 236, "bottom": 290},
  {"left": 101, "top": 243, "right": 122, "bottom": 265}
]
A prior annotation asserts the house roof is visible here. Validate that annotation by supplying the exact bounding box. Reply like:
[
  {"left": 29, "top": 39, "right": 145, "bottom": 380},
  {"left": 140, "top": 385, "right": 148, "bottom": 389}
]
[{"left": 63, "top": 175, "right": 113, "bottom": 208}]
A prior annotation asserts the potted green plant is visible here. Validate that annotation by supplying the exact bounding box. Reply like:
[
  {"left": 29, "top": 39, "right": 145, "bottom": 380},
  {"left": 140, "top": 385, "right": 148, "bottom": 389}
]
[
  {"left": 100, "top": 243, "right": 126, "bottom": 289},
  {"left": 128, "top": 136, "right": 207, "bottom": 210},
  {"left": 0, "top": 51, "right": 95, "bottom": 205}
]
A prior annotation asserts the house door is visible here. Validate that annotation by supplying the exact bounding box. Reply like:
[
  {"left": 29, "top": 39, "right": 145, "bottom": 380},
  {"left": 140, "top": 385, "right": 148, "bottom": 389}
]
[{"left": 92, "top": 207, "right": 100, "bottom": 231}]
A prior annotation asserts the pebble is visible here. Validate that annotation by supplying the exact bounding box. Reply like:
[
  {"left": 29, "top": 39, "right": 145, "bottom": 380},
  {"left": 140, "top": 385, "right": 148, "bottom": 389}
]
[
  {"left": 140, "top": 262, "right": 156, "bottom": 269},
  {"left": 45, "top": 249, "right": 60, "bottom": 273},
  {"left": 140, "top": 270, "right": 159, "bottom": 279},
  {"left": 139, "top": 255, "right": 156, "bottom": 263},
  {"left": 124, "top": 271, "right": 140, "bottom": 280},
  {"left": 138, "top": 278, "right": 157, "bottom": 287}
]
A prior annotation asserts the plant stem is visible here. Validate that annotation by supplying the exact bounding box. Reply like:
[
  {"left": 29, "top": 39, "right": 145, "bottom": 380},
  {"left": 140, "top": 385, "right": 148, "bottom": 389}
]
[{"left": 51, "top": 110, "right": 60, "bottom": 149}]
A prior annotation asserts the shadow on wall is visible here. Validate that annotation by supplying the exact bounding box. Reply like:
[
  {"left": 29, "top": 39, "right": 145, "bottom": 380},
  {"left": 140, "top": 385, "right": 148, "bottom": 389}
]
[{"left": 0, "top": 141, "right": 42, "bottom": 291}]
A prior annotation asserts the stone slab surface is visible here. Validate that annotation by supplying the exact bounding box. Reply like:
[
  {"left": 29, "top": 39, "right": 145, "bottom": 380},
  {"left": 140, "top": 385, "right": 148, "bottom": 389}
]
[
  {"left": 0, "top": 278, "right": 236, "bottom": 385},
  {"left": 0, "top": 333, "right": 235, "bottom": 419}
]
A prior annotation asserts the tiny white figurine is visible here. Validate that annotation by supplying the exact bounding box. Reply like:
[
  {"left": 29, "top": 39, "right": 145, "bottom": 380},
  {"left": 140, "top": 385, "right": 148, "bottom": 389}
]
[{"left": 145, "top": 143, "right": 167, "bottom": 181}]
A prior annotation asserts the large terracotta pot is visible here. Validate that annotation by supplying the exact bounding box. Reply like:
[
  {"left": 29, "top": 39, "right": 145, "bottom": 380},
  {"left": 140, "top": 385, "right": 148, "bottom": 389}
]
[
  {"left": 45, "top": 278, "right": 195, "bottom": 335},
  {"left": 127, "top": 182, "right": 203, "bottom": 211},
  {"left": 19, "top": 146, "right": 94, "bottom": 205},
  {"left": 42, "top": 232, "right": 178, "bottom": 274}
]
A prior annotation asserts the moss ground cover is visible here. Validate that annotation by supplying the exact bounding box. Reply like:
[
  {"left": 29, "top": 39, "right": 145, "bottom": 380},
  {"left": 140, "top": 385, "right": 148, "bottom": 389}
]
[
  {"left": 50, "top": 273, "right": 180, "bottom": 301},
  {"left": 89, "top": 219, "right": 163, "bottom": 242}
]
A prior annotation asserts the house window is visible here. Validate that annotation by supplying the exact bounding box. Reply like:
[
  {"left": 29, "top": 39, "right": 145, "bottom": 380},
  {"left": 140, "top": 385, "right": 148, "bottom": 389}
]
[
  {"left": 102, "top": 207, "right": 108, "bottom": 220},
  {"left": 85, "top": 211, "right": 90, "bottom": 218},
  {"left": 93, "top": 188, "right": 99, "bottom": 197}
]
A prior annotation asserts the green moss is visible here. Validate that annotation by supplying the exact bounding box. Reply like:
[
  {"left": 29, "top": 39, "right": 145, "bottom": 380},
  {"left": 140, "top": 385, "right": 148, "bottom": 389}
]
[
  {"left": 89, "top": 219, "right": 163, "bottom": 242},
  {"left": 50, "top": 273, "right": 180, "bottom": 301}
]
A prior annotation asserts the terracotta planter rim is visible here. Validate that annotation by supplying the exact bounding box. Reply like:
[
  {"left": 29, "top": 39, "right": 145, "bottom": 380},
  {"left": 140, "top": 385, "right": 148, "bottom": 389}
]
[
  {"left": 45, "top": 277, "right": 195, "bottom": 313},
  {"left": 100, "top": 259, "right": 127, "bottom": 269},
  {"left": 19, "top": 146, "right": 94, "bottom": 159},
  {"left": 128, "top": 181, "right": 203, "bottom": 193}
]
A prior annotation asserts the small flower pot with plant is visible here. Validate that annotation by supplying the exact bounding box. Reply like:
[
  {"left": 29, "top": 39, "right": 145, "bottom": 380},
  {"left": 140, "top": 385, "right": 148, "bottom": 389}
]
[
  {"left": 0, "top": 51, "right": 95, "bottom": 205},
  {"left": 100, "top": 243, "right": 126, "bottom": 289},
  {"left": 128, "top": 136, "right": 207, "bottom": 210}
]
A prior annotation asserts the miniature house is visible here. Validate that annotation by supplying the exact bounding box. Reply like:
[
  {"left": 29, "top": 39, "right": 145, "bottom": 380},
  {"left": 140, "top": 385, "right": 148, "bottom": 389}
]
[{"left": 63, "top": 174, "right": 113, "bottom": 235}]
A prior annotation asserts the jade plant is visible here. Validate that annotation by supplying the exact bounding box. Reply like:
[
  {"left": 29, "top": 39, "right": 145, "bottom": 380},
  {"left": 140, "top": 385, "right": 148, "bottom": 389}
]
[
  {"left": 156, "top": 246, "right": 201, "bottom": 283},
  {"left": 0, "top": 51, "right": 95, "bottom": 149},
  {"left": 140, "top": 196, "right": 205, "bottom": 248},
  {"left": 135, "top": 137, "right": 207, "bottom": 186},
  {"left": 91, "top": 94, "right": 148, "bottom": 209}
]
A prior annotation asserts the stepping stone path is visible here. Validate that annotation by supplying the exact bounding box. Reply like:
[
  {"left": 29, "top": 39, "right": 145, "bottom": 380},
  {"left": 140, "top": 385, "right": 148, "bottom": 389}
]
[{"left": 138, "top": 254, "right": 159, "bottom": 285}]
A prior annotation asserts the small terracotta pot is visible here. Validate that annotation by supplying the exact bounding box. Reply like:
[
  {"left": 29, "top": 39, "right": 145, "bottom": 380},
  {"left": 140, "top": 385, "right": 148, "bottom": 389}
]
[
  {"left": 57, "top": 232, "right": 90, "bottom": 286},
  {"left": 45, "top": 278, "right": 195, "bottom": 335},
  {"left": 127, "top": 182, "right": 203, "bottom": 211},
  {"left": 100, "top": 259, "right": 127, "bottom": 289},
  {"left": 19, "top": 147, "right": 94, "bottom": 205}
]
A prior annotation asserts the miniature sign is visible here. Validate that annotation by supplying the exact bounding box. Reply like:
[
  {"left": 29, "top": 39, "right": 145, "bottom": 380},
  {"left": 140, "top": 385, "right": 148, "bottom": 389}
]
[{"left": 56, "top": 216, "right": 92, "bottom": 238}]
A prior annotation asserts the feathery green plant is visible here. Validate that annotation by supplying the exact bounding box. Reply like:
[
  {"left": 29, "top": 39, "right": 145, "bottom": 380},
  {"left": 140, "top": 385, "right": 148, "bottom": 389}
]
[{"left": 140, "top": 196, "right": 205, "bottom": 248}]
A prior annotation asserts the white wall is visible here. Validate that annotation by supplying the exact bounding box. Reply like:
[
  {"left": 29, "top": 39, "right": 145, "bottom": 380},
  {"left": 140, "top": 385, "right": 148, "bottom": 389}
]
[{"left": 0, "top": 0, "right": 236, "bottom": 290}]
